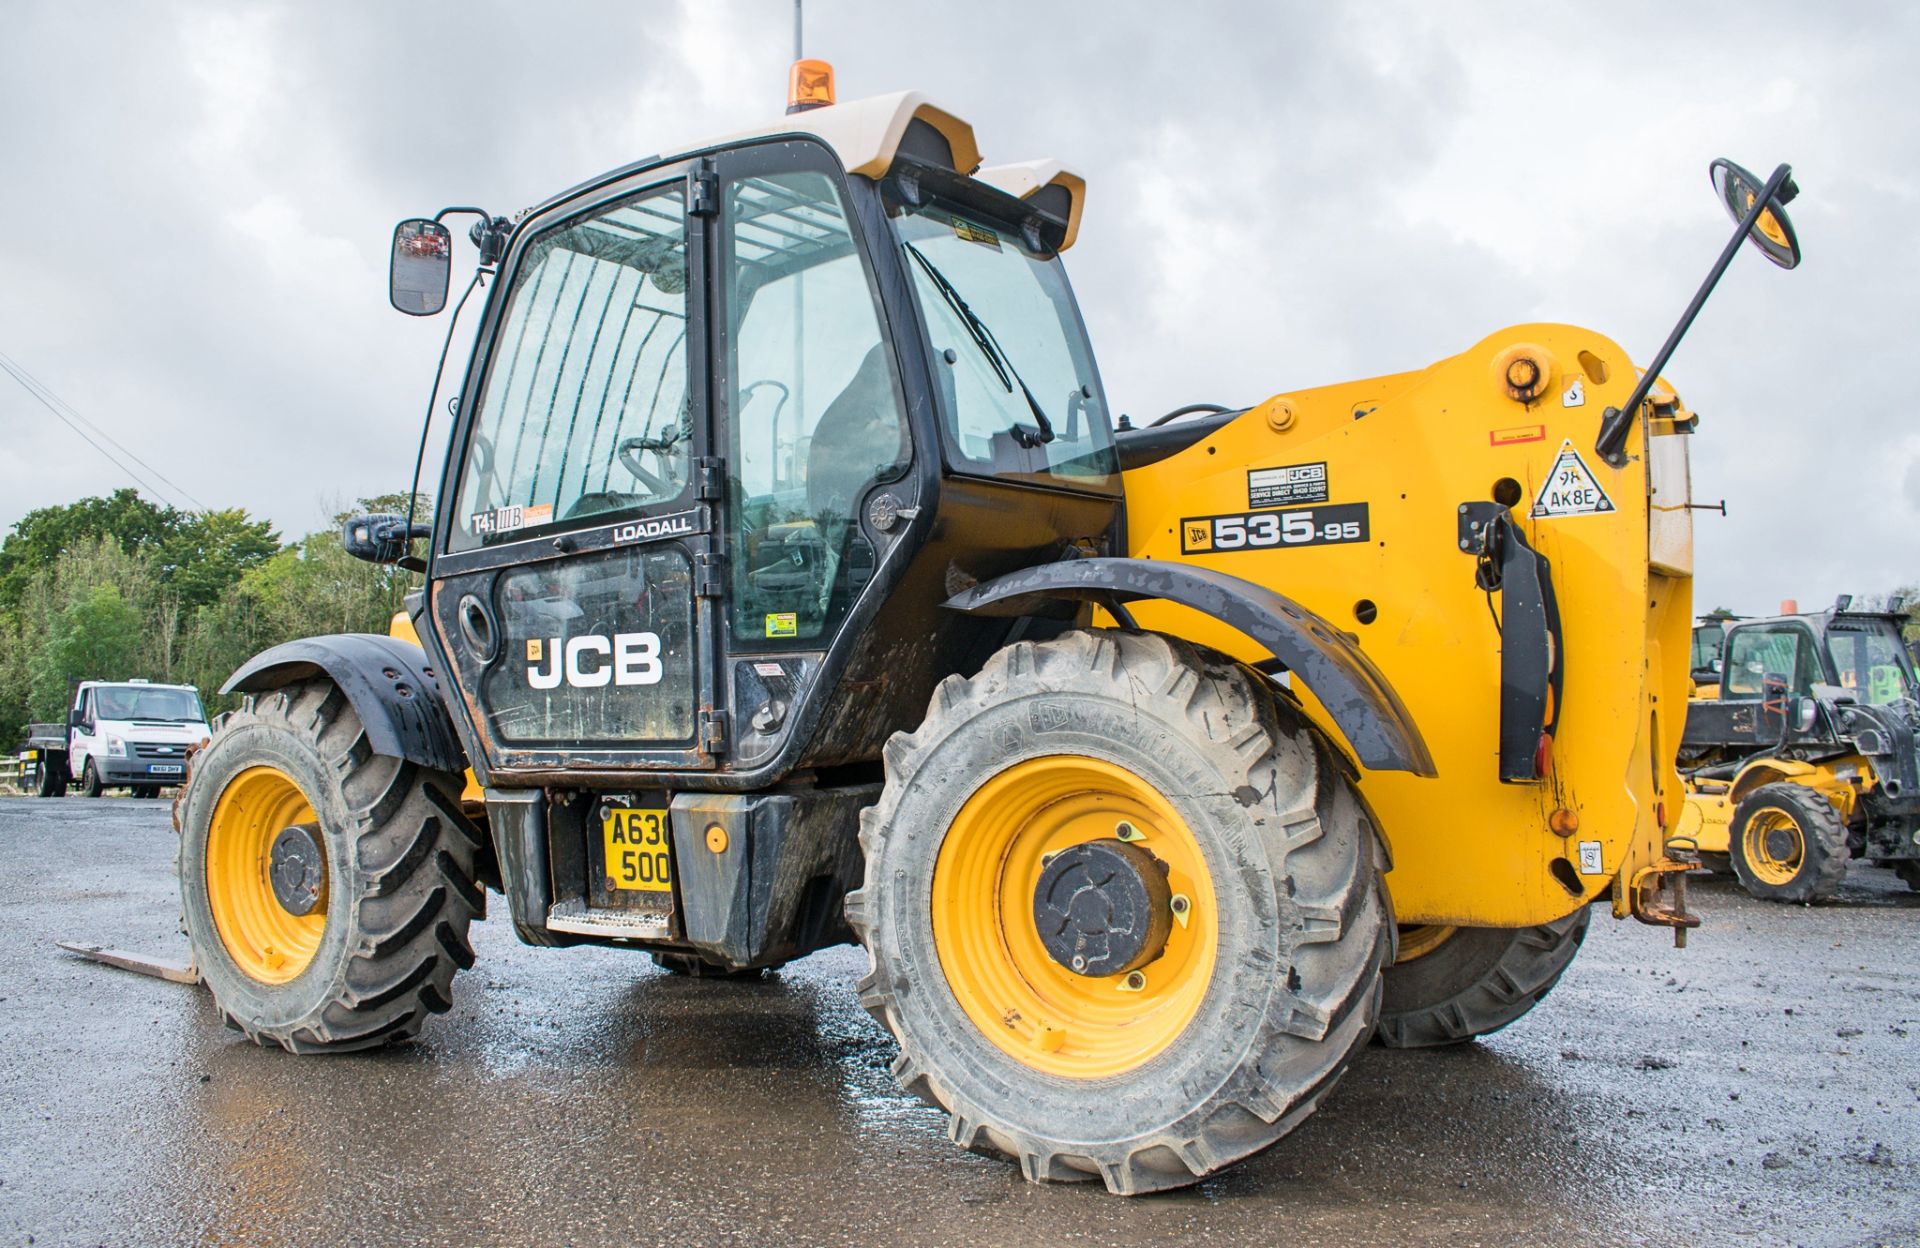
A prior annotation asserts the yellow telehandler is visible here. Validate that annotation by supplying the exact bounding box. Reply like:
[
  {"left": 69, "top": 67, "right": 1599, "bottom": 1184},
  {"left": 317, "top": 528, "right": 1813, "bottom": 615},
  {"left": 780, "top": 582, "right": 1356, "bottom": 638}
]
[
  {"left": 1679, "top": 598, "right": 1920, "bottom": 902},
  {"left": 174, "top": 61, "right": 1804, "bottom": 1192}
]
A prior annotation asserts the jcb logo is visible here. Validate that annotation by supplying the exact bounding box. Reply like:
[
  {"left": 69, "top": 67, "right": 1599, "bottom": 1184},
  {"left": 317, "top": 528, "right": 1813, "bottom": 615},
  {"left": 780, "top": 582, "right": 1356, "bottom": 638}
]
[{"left": 527, "top": 632, "right": 663, "bottom": 689}]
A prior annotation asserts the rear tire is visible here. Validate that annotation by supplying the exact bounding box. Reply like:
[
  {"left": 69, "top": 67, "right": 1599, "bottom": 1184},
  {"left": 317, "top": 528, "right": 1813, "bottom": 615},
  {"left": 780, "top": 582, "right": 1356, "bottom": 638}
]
[
  {"left": 848, "top": 630, "right": 1390, "bottom": 1195},
  {"left": 1893, "top": 860, "right": 1920, "bottom": 893},
  {"left": 1374, "top": 909, "right": 1590, "bottom": 1048},
  {"left": 179, "top": 678, "right": 484, "bottom": 1052},
  {"left": 34, "top": 757, "right": 67, "bottom": 798},
  {"left": 1729, "top": 784, "right": 1849, "bottom": 903},
  {"left": 80, "top": 759, "right": 104, "bottom": 798}
]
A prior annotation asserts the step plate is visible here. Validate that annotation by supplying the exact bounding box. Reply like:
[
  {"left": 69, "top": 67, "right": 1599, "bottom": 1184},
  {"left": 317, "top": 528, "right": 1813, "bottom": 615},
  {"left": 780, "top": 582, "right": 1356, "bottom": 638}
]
[{"left": 545, "top": 897, "right": 671, "bottom": 940}]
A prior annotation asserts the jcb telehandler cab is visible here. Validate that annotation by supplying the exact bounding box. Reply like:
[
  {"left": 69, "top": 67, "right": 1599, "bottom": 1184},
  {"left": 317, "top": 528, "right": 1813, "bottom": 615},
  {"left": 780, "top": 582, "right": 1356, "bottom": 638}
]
[
  {"left": 1680, "top": 599, "right": 1920, "bottom": 902},
  {"left": 177, "top": 68, "right": 1805, "bottom": 1192}
]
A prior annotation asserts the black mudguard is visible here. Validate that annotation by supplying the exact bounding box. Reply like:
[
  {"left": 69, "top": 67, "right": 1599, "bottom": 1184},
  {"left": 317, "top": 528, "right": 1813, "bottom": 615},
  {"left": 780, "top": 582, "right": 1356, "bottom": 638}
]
[
  {"left": 222, "top": 634, "right": 468, "bottom": 775},
  {"left": 945, "top": 557, "right": 1437, "bottom": 776}
]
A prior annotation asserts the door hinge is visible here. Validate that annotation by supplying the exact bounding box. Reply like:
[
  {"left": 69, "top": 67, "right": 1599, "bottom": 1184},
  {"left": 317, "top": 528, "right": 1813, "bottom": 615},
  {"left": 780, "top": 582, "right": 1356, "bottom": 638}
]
[
  {"left": 689, "top": 169, "right": 718, "bottom": 217},
  {"left": 694, "top": 551, "right": 724, "bottom": 598},
  {"left": 700, "top": 709, "right": 730, "bottom": 754},
  {"left": 694, "top": 456, "right": 726, "bottom": 500}
]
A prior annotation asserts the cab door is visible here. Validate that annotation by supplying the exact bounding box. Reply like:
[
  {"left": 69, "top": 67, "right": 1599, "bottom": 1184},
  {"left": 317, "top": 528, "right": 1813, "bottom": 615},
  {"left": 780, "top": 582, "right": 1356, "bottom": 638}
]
[
  {"left": 69, "top": 687, "right": 96, "bottom": 778},
  {"left": 425, "top": 165, "right": 722, "bottom": 778}
]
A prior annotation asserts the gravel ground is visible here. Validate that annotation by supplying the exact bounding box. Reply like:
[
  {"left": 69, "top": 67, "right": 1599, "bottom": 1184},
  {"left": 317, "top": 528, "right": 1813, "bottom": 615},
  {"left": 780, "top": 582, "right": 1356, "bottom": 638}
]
[{"left": 0, "top": 794, "right": 1915, "bottom": 1247}]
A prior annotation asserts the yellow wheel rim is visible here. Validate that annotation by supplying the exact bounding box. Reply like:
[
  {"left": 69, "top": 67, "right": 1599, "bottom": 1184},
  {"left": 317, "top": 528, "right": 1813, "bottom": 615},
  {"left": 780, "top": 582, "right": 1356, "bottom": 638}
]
[
  {"left": 1395, "top": 924, "right": 1460, "bottom": 964},
  {"left": 206, "top": 765, "right": 328, "bottom": 984},
  {"left": 1742, "top": 807, "right": 1805, "bottom": 887},
  {"left": 931, "top": 755, "right": 1217, "bottom": 1079}
]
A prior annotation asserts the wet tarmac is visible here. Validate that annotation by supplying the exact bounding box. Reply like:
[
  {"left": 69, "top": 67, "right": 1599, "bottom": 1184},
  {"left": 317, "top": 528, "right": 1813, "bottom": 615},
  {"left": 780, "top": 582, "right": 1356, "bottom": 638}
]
[{"left": 0, "top": 795, "right": 1915, "bottom": 1247}]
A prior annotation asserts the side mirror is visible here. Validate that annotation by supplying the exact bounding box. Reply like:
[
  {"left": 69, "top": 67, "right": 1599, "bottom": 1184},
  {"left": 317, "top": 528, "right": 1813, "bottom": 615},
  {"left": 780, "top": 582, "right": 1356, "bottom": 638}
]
[
  {"left": 1710, "top": 158, "right": 1801, "bottom": 270},
  {"left": 390, "top": 219, "right": 452, "bottom": 315},
  {"left": 1594, "top": 156, "right": 1801, "bottom": 465},
  {"left": 343, "top": 513, "right": 431, "bottom": 565},
  {"left": 68, "top": 709, "right": 84, "bottom": 730}
]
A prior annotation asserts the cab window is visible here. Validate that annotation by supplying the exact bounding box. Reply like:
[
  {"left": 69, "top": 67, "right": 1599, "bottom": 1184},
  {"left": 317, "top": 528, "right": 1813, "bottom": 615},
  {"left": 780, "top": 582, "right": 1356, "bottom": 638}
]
[
  {"left": 1824, "top": 625, "right": 1916, "bottom": 706},
  {"left": 1690, "top": 624, "right": 1723, "bottom": 675},
  {"left": 451, "top": 183, "right": 691, "bottom": 551},
  {"left": 722, "top": 168, "right": 909, "bottom": 646},
  {"left": 891, "top": 200, "right": 1115, "bottom": 491},
  {"left": 1723, "top": 625, "right": 1817, "bottom": 699}
]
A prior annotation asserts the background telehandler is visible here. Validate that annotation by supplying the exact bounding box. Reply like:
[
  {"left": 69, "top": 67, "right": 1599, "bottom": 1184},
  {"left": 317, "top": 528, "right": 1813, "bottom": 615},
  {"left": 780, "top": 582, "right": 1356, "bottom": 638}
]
[
  {"left": 173, "top": 61, "right": 1804, "bottom": 1192},
  {"left": 1680, "top": 598, "right": 1920, "bottom": 902}
]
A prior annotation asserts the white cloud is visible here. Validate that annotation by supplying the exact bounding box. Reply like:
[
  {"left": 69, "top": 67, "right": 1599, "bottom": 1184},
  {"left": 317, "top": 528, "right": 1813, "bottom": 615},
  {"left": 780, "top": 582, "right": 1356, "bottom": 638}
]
[{"left": 0, "top": 0, "right": 1913, "bottom": 614}]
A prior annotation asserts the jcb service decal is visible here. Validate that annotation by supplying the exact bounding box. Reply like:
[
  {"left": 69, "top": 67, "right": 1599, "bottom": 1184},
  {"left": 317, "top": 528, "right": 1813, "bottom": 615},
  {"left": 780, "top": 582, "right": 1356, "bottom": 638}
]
[{"left": 1181, "top": 502, "right": 1369, "bottom": 554}]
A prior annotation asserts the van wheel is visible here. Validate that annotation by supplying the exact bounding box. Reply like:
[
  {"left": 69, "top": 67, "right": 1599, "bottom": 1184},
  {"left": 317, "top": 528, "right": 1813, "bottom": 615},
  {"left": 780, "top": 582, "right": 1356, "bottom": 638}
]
[
  {"left": 35, "top": 758, "right": 68, "bottom": 798},
  {"left": 1730, "top": 784, "right": 1849, "bottom": 903},
  {"left": 80, "top": 759, "right": 105, "bottom": 798}
]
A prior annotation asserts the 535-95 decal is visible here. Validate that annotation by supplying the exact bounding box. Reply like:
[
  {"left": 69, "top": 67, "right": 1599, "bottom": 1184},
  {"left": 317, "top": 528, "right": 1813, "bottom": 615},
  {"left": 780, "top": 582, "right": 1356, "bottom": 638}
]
[{"left": 1181, "top": 502, "right": 1370, "bottom": 554}]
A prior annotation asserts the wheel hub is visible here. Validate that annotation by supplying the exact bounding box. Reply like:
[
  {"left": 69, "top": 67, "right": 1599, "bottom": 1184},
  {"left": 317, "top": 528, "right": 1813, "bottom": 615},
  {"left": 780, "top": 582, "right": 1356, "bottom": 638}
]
[
  {"left": 268, "top": 823, "right": 326, "bottom": 917},
  {"left": 1032, "top": 839, "right": 1173, "bottom": 977}
]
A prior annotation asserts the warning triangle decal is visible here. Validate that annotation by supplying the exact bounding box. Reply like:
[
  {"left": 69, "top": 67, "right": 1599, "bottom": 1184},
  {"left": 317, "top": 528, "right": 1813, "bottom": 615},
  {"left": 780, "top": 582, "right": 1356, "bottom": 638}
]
[{"left": 1531, "top": 440, "right": 1615, "bottom": 518}]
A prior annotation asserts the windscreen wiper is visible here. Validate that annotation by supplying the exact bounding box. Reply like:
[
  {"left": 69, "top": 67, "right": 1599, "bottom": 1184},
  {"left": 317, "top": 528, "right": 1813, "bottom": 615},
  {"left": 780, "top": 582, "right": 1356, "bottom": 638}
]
[{"left": 904, "top": 243, "right": 1055, "bottom": 446}]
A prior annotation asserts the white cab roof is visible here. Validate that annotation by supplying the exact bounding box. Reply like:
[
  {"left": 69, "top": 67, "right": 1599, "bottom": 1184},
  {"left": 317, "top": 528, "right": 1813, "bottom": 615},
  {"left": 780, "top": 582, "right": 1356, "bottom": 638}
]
[{"left": 672, "top": 92, "right": 1086, "bottom": 250}]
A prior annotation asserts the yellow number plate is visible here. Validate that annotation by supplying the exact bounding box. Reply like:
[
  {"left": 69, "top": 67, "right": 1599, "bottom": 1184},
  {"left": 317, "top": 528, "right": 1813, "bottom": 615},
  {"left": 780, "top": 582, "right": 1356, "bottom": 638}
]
[{"left": 603, "top": 808, "right": 672, "bottom": 892}]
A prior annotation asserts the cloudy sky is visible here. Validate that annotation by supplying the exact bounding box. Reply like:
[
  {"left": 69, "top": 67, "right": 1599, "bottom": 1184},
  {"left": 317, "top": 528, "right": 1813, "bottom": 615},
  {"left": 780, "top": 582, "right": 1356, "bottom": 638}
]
[{"left": 2, "top": 1, "right": 1913, "bottom": 613}]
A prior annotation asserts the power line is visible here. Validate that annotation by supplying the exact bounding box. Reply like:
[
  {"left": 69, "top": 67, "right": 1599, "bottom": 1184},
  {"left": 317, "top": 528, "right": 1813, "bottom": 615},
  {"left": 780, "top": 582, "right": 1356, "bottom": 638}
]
[{"left": 0, "top": 349, "right": 209, "bottom": 512}]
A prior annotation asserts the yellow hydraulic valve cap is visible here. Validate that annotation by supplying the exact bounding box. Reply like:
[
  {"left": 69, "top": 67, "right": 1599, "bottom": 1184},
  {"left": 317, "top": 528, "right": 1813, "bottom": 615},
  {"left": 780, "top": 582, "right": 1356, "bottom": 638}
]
[
  {"left": 705, "top": 824, "right": 730, "bottom": 854},
  {"left": 1257, "top": 396, "right": 1297, "bottom": 433},
  {"left": 787, "top": 59, "right": 835, "bottom": 113},
  {"left": 1491, "top": 343, "right": 1555, "bottom": 404}
]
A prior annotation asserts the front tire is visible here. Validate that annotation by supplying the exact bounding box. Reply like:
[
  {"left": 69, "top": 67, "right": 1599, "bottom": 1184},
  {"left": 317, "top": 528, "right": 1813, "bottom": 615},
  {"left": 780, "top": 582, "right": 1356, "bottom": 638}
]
[
  {"left": 848, "top": 630, "right": 1390, "bottom": 1195},
  {"left": 179, "top": 678, "right": 485, "bottom": 1051},
  {"left": 80, "top": 759, "right": 104, "bottom": 798},
  {"left": 1729, "top": 784, "right": 1849, "bottom": 903},
  {"left": 1374, "top": 910, "right": 1590, "bottom": 1048},
  {"left": 1892, "top": 860, "right": 1920, "bottom": 893}
]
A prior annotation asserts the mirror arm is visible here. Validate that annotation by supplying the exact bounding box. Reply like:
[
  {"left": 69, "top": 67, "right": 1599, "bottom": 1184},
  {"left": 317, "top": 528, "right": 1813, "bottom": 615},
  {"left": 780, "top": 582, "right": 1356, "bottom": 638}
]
[
  {"left": 427, "top": 206, "right": 511, "bottom": 265},
  {"left": 1595, "top": 162, "right": 1795, "bottom": 467}
]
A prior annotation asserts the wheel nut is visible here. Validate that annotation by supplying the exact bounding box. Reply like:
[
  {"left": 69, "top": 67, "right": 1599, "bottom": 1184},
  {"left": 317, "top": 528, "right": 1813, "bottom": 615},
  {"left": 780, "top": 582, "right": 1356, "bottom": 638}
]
[
  {"left": 1115, "top": 821, "right": 1144, "bottom": 842},
  {"left": 1120, "top": 971, "right": 1147, "bottom": 992},
  {"left": 1070, "top": 955, "right": 1087, "bottom": 972},
  {"left": 1170, "top": 893, "right": 1191, "bottom": 929}
]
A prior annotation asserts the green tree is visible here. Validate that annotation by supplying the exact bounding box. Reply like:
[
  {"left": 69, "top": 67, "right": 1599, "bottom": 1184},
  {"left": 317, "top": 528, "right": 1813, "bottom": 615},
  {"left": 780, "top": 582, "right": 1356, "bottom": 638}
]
[
  {"left": 0, "top": 489, "right": 180, "bottom": 610},
  {"left": 158, "top": 508, "right": 281, "bottom": 609},
  {"left": 28, "top": 584, "right": 144, "bottom": 719},
  {"left": 0, "top": 491, "right": 426, "bottom": 743}
]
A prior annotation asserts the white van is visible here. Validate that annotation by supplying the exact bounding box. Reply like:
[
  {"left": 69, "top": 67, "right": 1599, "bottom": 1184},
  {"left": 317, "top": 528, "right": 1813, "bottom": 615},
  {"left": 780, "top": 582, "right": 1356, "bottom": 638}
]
[{"left": 20, "top": 679, "right": 213, "bottom": 798}]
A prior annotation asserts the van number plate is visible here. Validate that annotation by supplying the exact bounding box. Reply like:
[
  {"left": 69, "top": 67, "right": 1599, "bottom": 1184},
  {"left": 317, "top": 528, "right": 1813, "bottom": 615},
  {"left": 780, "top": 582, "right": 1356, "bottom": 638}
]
[{"left": 1180, "top": 503, "right": 1370, "bottom": 554}]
